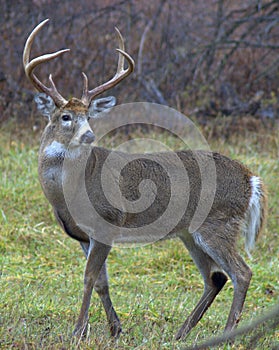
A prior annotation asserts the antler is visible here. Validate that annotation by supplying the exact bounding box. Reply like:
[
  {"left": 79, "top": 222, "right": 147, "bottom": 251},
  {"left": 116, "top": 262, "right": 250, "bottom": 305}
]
[
  {"left": 23, "top": 19, "right": 70, "bottom": 108},
  {"left": 81, "top": 27, "right": 135, "bottom": 107}
]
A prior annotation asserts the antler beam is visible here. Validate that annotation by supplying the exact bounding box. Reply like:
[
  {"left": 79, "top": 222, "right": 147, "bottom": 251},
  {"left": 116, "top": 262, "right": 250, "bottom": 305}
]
[
  {"left": 23, "top": 19, "right": 69, "bottom": 108},
  {"left": 81, "top": 27, "right": 135, "bottom": 107}
]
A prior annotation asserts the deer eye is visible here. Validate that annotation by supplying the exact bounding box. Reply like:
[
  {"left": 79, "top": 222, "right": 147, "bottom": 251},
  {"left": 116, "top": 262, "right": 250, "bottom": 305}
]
[{"left": 61, "top": 114, "right": 72, "bottom": 122}]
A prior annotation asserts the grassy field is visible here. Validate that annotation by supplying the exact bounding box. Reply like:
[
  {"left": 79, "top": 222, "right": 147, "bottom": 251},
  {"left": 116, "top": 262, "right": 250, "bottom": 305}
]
[{"left": 0, "top": 120, "right": 278, "bottom": 349}]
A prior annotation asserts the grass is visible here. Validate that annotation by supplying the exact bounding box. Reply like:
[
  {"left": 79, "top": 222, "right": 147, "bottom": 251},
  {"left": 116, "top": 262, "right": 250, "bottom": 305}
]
[{"left": 0, "top": 119, "right": 278, "bottom": 349}]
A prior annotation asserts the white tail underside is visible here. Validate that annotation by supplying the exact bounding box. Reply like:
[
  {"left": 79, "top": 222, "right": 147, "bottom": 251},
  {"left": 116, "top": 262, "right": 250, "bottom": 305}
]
[{"left": 243, "top": 176, "right": 263, "bottom": 257}]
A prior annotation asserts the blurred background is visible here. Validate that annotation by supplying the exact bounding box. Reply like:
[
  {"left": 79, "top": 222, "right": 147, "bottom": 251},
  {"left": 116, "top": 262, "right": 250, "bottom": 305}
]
[{"left": 1, "top": 0, "right": 278, "bottom": 128}]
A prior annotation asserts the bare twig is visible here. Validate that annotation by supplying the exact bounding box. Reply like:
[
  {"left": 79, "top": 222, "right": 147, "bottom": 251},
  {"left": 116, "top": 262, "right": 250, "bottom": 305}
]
[{"left": 183, "top": 304, "right": 279, "bottom": 350}]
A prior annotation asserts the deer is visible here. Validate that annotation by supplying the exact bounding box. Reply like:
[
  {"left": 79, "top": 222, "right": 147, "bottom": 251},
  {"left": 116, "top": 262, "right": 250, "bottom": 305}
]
[{"left": 23, "top": 19, "right": 267, "bottom": 341}]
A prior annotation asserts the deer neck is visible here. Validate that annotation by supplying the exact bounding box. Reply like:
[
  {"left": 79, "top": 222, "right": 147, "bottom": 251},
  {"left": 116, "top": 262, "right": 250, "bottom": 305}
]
[{"left": 38, "top": 135, "right": 95, "bottom": 209}]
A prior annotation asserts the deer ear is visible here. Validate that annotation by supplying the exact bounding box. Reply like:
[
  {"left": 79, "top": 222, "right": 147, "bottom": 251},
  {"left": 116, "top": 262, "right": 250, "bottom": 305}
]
[
  {"left": 88, "top": 96, "right": 116, "bottom": 118},
  {"left": 34, "top": 93, "right": 56, "bottom": 119}
]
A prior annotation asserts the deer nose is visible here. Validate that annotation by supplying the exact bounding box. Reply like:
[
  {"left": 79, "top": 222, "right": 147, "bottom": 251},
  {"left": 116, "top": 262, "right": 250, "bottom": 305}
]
[{"left": 80, "top": 130, "right": 95, "bottom": 144}]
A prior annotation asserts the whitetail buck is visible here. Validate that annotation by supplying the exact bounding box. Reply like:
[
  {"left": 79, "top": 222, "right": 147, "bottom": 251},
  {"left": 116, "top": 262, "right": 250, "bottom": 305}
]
[{"left": 23, "top": 19, "right": 267, "bottom": 340}]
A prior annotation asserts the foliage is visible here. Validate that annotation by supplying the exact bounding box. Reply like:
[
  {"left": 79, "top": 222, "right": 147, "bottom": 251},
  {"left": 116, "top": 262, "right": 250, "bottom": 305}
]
[{"left": 0, "top": 122, "right": 278, "bottom": 349}]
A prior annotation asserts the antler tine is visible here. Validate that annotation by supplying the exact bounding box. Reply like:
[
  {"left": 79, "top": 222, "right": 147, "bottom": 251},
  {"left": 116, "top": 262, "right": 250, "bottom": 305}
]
[
  {"left": 81, "top": 27, "right": 135, "bottom": 106},
  {"left": 115, "top": 27, "right": 125, "bottom": 74},
  {"left": 23, "top": 19, "right": 70, "bottom": 108},
  {"left": 81, "top": 72, "right": 89, "bottom": 101}
]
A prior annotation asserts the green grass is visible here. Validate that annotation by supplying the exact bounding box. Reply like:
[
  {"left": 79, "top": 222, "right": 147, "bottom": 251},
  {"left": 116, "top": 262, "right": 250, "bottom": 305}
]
[{"left": 0, "top": 122, "right": 278, "bottom": 349}]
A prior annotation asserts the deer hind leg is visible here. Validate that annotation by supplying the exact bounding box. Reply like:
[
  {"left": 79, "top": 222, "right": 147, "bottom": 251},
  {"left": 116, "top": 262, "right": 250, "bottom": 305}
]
[
  {"left": 176, "top": 233, "right": 228, "bottom": 340},
  {"left": 191, "top": 226, "right": 252, "bottom": 334},
  {"left": 79, "top": 241, "right": 121, "bottom": 337}
]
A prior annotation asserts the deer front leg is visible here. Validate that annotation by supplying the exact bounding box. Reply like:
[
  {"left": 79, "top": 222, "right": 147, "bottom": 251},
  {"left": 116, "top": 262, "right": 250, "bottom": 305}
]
[
  {"left": 79, "top": 241, "right": 121, "bottom": 337},
  {"left": 94, "top": 263, "right": 122, "bottom": 337},
  {"left": 73, "top": 239, "right": 111, "bottom": 338}
]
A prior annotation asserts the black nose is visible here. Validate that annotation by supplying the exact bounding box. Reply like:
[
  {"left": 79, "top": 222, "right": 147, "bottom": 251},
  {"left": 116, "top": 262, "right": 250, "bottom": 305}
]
[{"left": 80, "top": 130, "right": 95, "bottom": 144}]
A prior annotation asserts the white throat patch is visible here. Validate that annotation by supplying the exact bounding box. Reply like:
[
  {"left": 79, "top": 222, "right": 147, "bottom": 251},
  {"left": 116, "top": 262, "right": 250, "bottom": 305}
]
[{"left": 44, "top": 140, "right": 66, "bottom": 158}]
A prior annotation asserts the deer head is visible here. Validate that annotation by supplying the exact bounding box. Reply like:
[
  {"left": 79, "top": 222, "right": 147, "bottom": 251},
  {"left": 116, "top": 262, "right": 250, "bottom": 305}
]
[{"left": 23, "top": 19, "right": 134, "bottom": 149}]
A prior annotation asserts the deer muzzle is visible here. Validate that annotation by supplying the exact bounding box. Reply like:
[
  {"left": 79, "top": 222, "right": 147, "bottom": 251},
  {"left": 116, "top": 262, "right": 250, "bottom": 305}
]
[
  {"left": 80, "top": 130, "right": 95, "bottom": 144},
  {"left": 71, "top": 121, "right": 95, "bottom": 147}
]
